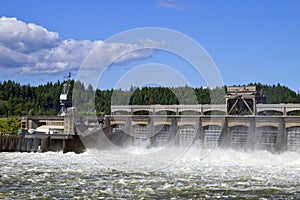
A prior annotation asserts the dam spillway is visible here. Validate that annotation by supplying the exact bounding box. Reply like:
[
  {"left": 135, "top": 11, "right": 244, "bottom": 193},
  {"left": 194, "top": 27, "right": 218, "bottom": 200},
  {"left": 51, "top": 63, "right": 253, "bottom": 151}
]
[
  {"left": 102, "top": 115, "right": 300, "bottom": 153},
  {"left": 6, "top": 107, "right": 300, "bottom": 153},
  {"left": 93, "top": 101, "right": 300, "bottom": 153},
  {"left": 92, "top": 86, "right": 300, "bottom": 153}
]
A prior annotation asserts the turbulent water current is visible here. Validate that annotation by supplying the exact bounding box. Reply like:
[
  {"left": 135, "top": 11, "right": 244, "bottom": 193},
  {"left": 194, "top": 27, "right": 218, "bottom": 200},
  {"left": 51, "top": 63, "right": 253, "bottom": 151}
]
[{"left": 1, "top": 148, "right": 300, "bottom": 199}]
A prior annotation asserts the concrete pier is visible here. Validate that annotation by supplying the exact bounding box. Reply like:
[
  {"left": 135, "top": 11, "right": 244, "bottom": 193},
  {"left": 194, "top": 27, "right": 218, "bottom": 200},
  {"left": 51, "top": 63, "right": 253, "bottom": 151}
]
[
  {"left": 101, "top": 114, "right": 300, "bottom": 153},
  {"left": 0, "top": 134, "right": 85, "bottom": 153}
]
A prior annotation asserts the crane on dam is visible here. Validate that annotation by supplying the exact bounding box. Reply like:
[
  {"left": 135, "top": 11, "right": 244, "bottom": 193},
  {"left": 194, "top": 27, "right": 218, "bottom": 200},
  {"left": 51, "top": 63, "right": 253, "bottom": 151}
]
[{"left": 58, "top": 72, "right": 71, "bottom": 116}]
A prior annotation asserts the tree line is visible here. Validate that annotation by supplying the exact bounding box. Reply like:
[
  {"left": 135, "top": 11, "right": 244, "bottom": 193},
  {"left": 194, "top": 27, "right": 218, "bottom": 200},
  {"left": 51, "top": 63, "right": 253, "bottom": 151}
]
[{"left": 0, "top": 80, "right": 300, "bottom": 117}]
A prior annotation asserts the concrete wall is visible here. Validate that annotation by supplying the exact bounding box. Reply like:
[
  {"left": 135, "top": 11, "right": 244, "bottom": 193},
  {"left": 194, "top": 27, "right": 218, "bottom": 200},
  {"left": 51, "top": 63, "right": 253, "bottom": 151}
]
[
  {"left": 0, "top": 135, "right": 85, "bottom": 153},
  {"left": 103, "top": 115, "right": 300, "bottom": 153}
]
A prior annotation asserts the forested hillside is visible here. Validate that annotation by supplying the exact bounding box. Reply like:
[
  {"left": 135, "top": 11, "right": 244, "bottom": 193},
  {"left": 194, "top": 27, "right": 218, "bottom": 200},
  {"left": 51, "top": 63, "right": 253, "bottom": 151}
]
[
  {"left": 0, "top": 80, "right": 299, "bottom": 116},
  {"left": 0, "top": 80, "right": 70, "bottom": 116}
]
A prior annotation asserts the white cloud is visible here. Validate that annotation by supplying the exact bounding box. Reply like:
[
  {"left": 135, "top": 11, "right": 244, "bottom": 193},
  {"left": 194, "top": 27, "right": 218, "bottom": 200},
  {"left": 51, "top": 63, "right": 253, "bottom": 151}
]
[
  {"left": 97, "top": 39, "right": 165, "bottom": 65},
  {"left": 0, "top": 17, "right": 60, "bottom": 53},
  {"left": 0, "top": 17, "right": 163, "bottom": 75}
]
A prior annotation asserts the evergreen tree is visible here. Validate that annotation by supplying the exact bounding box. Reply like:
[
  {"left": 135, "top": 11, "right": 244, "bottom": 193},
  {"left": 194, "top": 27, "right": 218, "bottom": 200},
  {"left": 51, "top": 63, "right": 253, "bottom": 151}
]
[{"left": 0, "top": 80, "right": 300, "bottom": 116}]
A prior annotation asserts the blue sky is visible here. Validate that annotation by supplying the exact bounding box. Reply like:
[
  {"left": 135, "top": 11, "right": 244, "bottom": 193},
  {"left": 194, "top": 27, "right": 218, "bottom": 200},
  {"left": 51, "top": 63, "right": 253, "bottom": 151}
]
[{"left": 0, "top": 0, "right": 300, "bottom": 92}]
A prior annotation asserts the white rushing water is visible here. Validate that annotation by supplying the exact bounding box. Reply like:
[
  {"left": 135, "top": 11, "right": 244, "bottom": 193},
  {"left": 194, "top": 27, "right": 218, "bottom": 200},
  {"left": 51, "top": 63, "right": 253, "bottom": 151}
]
[{"left": 1, "top": 149, "right": 300, "bottom": 199}]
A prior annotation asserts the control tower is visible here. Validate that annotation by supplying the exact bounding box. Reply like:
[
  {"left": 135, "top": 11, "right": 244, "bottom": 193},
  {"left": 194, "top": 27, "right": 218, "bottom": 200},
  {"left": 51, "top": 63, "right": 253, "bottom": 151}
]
[{"left": 226, "top": 86, "right": 266, "bottom": 115}]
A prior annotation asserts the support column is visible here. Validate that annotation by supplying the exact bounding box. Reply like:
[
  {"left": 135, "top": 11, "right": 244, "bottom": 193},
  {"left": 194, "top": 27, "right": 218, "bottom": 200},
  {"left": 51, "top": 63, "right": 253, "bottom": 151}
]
[
  {"left": 8, "top": 138, "right": 14, "bottom": 151},
  {"left": 276, "top": 117, "right": 286, "bottom": 153},
  {"left": 147, "top": 117, "right": 154, "bottom": 147},
  {"left": 170, "top": 117, "right": 178, "bottom": 146},
  {"left": 226, "top": 98, "right": 229, "bottom": 115},
  {"left": 196, "top": 117, "right": 203, "bottom": 148},
  {"left": 33, "top": 138, "right": 39, "bottom": 152},
  {"left": 20, "top": 138, "right": 25, "bottom": 152},
  {"left": 247, "top": 117, "right": 256, "bottom": 150},
  {"left": 2, "top": 137, "right": 7, "bottom": 151},
  {"left": 125, "top": 117, "right": 133, "bottom": 144},
  {"left": 125, "top": 117, "right": 131, "bottom": 134},
  {"left": 63, "top": 139, "right": 67, "bottom": 153},
  {"left": 283, "top": 107, "right": 287, "bottom": 116},
  {"left": 17, "top": 137, "right": 22, "bottom": 152},
  {"left": 104, "top": 117, "right": 112, "bottom": 134},
  {"left": 26, "top": 139, "right": 32, "bottom": 152},
  {"left": 196, "top": 117, "right": 202, "bottom": 141},
  {"left": 253, "top": 98, "right": 256, "bottom": 116},
  {"left": 219, "top": 117, "right": 228, "bottom": 148},
  {"left": 41, "top": 138, "right": 49, "bottom": 152}
]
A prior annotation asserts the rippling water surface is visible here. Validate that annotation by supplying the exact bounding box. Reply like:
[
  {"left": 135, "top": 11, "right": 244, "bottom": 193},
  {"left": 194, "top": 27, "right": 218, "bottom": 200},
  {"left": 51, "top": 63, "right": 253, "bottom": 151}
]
[{"left": 1, "top": 148, "right": 300, "bottom": 199}]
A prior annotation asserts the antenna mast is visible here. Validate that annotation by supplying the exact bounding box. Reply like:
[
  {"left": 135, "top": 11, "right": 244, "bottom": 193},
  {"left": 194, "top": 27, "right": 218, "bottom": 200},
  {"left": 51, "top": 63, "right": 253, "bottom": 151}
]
[{"left": 58, "top": 72, "right": 71, "bottom": 116}]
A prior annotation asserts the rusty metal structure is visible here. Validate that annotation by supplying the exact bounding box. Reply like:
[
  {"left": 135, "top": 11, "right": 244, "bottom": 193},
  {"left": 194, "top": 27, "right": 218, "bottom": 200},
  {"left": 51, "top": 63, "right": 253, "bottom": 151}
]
[{"left": 226, "top": 86, "right": 266, "bottom": 115}]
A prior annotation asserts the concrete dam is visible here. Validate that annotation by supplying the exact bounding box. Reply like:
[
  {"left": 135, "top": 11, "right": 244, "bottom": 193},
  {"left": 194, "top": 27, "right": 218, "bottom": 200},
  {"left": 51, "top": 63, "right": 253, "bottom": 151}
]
[
  {"left": 99, "top": 106, "right": 300, "bottom": 153},
  {"left": 84, "top": 86, "right": 300, "bottom": 153},
  {"left": 3, "top": 85, "right": 300, "bottom": 153}
]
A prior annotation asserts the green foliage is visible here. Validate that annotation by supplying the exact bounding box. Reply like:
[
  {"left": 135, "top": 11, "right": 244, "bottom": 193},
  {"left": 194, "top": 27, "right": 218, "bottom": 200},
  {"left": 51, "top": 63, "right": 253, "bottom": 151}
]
[
  {"left": 260, "top": 83, "right": 299, "bottom": 104},
  {"left": 0, "top": 118, "right": 21, "bottom": 135},
  {"left": 1, "top": 80, "right": 300, "bottom": 116},
  {"left": 0, "top": 80, "right": 73, "bottom": 116}
]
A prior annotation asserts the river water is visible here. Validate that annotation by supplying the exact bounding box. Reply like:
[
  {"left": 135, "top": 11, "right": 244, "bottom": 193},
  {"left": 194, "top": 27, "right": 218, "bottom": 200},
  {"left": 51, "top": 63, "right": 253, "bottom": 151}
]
[{"left": 1, "top": 148, "right": 300, "bottom": 199}]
